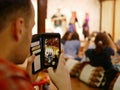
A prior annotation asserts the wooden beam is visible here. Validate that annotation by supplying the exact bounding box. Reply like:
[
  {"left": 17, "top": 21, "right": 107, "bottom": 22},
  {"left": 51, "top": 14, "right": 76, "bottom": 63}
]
[{"left": 37, "top": 0, "right": 47, "bottom": 34}]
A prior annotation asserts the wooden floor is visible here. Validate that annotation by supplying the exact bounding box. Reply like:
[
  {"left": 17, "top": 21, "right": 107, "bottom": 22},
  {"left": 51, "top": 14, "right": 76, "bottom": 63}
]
[{"left": 50, "top": 77, "right": 103, "bottom": 90}]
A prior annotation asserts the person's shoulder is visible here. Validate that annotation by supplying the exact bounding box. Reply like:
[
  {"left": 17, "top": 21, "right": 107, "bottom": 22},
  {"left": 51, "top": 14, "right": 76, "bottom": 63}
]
[
  {"left": 64, "top": 40, "right": 76, "bottom": 46},
  {"left": 86, "top": 48, "right": 94, "bottom": 51},
  {"left": 85, "top": 49, "right": 95, "bottom": 56},
  {"left": 0, "top": 58, "right": 29, "bottom": 77},
  {"left": 65, "top": 40, "right": 73, "bottom": 44},
  {"left": 74, "top": 40, "right": 80, "bottom": 44},
  {"left": 105, "top": 46, "right": 113, "bottom": 51},
  {"left": 0, "top": 58, "right": 32, "bottom": 87},
  {"left": 86, "top": 48, "right": 95, "bottom": 53},
  {"left": 66, "top": 40, "right": 80, "bottom": 43},
  {"left": 69, "top": 39, "right": 79, "bottom": 41},
  {"left": 105, "top": 46, "right": 114, "bottom": 55}
]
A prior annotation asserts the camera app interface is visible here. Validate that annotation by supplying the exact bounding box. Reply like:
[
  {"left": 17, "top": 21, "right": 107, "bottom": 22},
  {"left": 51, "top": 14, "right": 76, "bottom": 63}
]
[{"left": 44, "top": 37, "right": 60, "bottom": 66}]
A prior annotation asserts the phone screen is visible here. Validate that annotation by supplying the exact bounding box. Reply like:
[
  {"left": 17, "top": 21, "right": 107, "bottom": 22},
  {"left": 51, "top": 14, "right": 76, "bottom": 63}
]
[{"left": 44, "top": 37, "right": 60, "bottom": 68}]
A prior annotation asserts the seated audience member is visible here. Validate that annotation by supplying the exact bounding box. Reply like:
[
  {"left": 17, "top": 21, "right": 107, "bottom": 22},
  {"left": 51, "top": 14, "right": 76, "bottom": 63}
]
[
  {"left": 0, "top": 0, "right": 72, "bottom": 90},
  {"left": 63, "top": 31, "right": 81, "bottom": 61},
  {"left": 85, "top": 32, "right": 119, "bottom": 89},
  {"left": 85, "top": 32, "right": 116, "bottom": 71}
]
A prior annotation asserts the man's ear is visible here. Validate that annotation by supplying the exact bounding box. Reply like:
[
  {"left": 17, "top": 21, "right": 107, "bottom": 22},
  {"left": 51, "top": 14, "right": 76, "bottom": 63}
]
[{"left": 13, "top": 18, "right": 25, "bottom": 41}]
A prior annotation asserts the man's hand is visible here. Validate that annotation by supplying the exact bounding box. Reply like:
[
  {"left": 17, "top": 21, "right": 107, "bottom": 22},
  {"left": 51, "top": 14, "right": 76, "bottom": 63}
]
[
  {"left": 47, "top": 53, "right": 72, "bottom": 90},
  {"left": 26, "top": 55, "right": 39, "bottom": 82}
]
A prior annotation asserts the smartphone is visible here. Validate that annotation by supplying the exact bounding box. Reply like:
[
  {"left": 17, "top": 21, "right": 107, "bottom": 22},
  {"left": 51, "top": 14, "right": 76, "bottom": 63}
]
[{"left": 30, "top": 33, "right": 61, "bottom": 74}]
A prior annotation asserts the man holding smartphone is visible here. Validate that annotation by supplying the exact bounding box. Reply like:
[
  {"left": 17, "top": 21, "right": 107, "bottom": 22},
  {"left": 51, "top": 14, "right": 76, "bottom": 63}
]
[{"left": 0, "top": 0, "right": 72, "bottom": 90}]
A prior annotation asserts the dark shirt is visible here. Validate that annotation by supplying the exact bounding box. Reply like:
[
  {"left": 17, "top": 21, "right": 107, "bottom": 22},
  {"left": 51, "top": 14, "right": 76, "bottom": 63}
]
[{"left": 85, "top": 46, "right": 114, "bottom": 71}]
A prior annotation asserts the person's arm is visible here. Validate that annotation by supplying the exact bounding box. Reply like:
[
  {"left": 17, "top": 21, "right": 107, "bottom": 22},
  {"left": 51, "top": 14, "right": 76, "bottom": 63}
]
[
  {"left": 105, "top": 33, "right": 117, "bottom": 53},
  {"left": 47, "top": 53, "right": 72, "bottom": 90}
]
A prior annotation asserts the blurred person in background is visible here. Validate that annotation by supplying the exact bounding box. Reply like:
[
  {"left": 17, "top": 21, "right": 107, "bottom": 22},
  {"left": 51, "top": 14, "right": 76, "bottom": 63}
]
[
  {"left": 84, "top": 32, "right": 119, "bottom": 89},
  {"left": 85, "top": 32, "right": 115, "bottom": 70},
  {"left": 61, "top": 31, "right": 73, "bottom": 45},
  {"left": 68, "top": 11, "right": 80, "bottom": 32},
  {"left": 82, "top": 13, "right": 89, "bottom": 39},
  {"left": 63, "top": 31, "right": 81, "bottom": 61}
]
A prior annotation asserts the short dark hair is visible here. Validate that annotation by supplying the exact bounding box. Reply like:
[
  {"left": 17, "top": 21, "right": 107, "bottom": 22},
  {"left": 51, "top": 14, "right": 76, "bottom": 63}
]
[{"left": 0, "top": 0, "right": 32, "bottom": 31}]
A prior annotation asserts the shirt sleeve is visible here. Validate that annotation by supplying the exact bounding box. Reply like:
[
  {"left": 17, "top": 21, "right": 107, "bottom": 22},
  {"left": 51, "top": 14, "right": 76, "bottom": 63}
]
[
  {"left": 85, "top": 49, "right": 93, "bottom": 57},
  {"left": 105, "top": 46, "right": 114, "bottom": 56}
]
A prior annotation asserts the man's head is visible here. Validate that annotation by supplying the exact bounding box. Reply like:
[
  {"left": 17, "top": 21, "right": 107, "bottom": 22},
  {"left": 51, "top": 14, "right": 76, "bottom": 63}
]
[{"left": 0, "top": 0, "right": 35, "bottom": 64}]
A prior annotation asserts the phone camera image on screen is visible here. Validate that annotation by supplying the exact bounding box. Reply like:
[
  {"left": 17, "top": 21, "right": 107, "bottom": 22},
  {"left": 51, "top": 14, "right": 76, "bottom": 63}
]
[{"left": 44, "top": 37, "right": 60, "bottom": 67}]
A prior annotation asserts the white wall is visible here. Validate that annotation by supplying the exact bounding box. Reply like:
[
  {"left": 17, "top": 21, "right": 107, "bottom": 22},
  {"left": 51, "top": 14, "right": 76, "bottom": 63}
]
[
  {"left": 101, "top": 1, "right": 114, "bottom": 36},
  {"left": 115, "top": 0, "right": 120, "bottom": 42},
  {"left": 101, "top": 0, "right": 120, "bottom": 42},
  {"left": 46, "top": 0, "right": 100, "bottom": 40}
]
